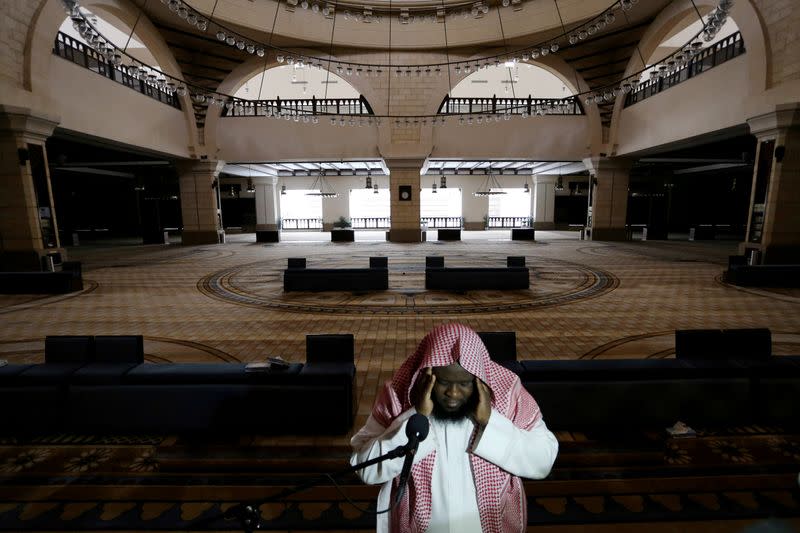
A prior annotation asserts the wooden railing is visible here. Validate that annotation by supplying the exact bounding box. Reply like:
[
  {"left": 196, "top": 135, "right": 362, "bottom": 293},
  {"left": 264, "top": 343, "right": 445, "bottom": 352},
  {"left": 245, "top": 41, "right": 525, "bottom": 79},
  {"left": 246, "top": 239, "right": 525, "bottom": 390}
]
[
  {"left": 351, "top": 217, "right": 391, "bottom": 229},
  {"left": 439, "top": 96, "right": 583, "bottom": 116},
  {"left": 487, "top": 216, "right": 530, "bottom": 228},
  {"left": 281, "top": 218, "right": 323, "bottom": 230},
  {"left": 52, "top": 32, "right": 180, "bottom": 109},
  {"left": 222, "top": 95, "right": 373, "bottom": 117},
  {"left": 421, "top": 217, "right": 463, "bottom": 228},
  {"left": 624, "top": 32, "right": 745, "bottom": 107}
]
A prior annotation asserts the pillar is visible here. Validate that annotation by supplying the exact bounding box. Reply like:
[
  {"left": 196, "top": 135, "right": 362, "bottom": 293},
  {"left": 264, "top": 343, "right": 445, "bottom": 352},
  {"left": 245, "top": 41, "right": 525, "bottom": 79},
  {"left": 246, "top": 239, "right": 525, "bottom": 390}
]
[
  {"left": 743, "top": 103, "right": 800, "bottom": 264},
  {"left": 583, "top": 156, "right": 634, "bottom": 241},
  {"left": 0, "top": 105, "right": 61, "bottom": 271},
  {"left": 532, "top": 175, "right": 556, "bottom": 230},
  {"left": 254, "top": 175, "right": 280, "bottom": 231},
  {"left": 177, "top": 159, "right": 225, "bottom": 245},
  {"left": 386, "top": 158, "right": 425, "bottom": 242}
]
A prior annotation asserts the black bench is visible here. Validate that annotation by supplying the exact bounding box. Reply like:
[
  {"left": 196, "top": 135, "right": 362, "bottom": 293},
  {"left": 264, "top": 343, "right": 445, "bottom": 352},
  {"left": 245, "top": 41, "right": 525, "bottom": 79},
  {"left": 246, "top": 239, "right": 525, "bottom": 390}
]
[
  {"left": 437, "top": 229, "right": 461, "bottom": 241},
  {"left": 283, "top": 257, "right": 388, "bottom": 291},
  {"left": 425, "top": 256, "right": 529, "bottom": 290},
  {"left": 477, "top": 328, "right": 800, "bottom": 430},
  {"left": 0, "top": 261, "right": 83, "bottom": 294},
  {"left": 725, "top": 255, "right": 800, "bottom": 287},
  {"left": 511, "top": 228, "right": 536, "bottom": 241},
  {"left": 0, "top": 334, "right": 356, "bottom": 435}
]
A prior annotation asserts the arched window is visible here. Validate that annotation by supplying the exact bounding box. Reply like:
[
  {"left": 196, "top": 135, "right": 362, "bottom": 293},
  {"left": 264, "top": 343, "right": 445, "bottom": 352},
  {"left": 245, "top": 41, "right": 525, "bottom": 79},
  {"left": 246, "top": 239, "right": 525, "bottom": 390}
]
[
  {"left": 234, "top": 66, "right": 359, "bottom": 100},
  {"left": 639, "top": 14, "right": 740, "bottom": 82},
  {"left": 450, "top": 63, "right": 575, "bottom": 99},
  {"left": 58, "top": 8, "right": 161, "bottom": 70}
]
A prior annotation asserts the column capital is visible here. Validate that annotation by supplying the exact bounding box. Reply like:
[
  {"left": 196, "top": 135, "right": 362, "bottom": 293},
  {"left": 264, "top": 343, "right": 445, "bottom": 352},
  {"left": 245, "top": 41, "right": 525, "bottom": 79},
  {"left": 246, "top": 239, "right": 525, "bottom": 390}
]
[
  {"left": 582, "top": 156, "right": 635, "bottom": 176},
  {"left": 0, "top": 105, "right": 59, "bottom": 142},
  {"left": 383, "top": 157, "right": 428, "bottom": 171},
  {"left": 176, "top": 159, "right": 226, "bottom": 175},
  {"left": 533, "top": 175, "right": 557, "bottom": 185},
  {"left": 747, "top": 103, "right": 800, "bottom": 138},
  {"left": 251, "top": 175, "right": 278, "bottom": 186}
]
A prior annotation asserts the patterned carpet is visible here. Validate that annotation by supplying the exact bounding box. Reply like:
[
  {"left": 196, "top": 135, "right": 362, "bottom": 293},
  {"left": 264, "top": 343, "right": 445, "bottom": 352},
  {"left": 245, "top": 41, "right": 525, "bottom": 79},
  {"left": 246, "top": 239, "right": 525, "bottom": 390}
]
[{"left": 1, "top": 231, "right": 799, "bottom": 531}]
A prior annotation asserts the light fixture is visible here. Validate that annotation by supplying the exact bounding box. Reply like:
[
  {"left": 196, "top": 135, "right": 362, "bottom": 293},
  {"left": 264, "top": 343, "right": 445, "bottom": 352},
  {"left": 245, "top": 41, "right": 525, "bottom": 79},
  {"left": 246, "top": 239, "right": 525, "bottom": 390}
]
[
  {"left": 432, "top": 181, "right": 437, "bottom": 193},
  {"left": 365, "top": 172, "right": 372, "bottom": 189},
  {"left": 523, "top": 179, "right": 530, "bottom": 193},
  {"left": 474, "top": 166, "right": 506, "bottom": 196},
  {"left": 246, "top": 179, "right": 255, "bottom": 193},
  {"left": 555, "top": 176, "right": 564, "bottom": 191},
  {"left": 440, "top": 174, "right": 447, "bottom": 189},
  {"left": 306, "top": 165, "right": 339, "bottom": 198},
  {"left": 281, "top": 184, "right": 287, "bottom": 195},
  {"left": 373, "top": 182, "right": 379, "bottom": 194}
]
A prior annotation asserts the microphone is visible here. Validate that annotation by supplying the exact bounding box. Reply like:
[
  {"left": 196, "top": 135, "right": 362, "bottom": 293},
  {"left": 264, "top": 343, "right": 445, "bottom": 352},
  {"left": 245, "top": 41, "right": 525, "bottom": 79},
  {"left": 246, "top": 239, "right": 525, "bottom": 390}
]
[{"left": 394, "top": 413, "right": 429, "bottom": 504}]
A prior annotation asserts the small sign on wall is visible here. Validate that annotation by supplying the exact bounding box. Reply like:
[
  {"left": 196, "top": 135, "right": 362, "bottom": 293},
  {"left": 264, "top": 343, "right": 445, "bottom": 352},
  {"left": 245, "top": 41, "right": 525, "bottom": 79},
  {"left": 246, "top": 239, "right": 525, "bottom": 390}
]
[{"left": 399, "top": 185, "right": 412, "bottom": 201}]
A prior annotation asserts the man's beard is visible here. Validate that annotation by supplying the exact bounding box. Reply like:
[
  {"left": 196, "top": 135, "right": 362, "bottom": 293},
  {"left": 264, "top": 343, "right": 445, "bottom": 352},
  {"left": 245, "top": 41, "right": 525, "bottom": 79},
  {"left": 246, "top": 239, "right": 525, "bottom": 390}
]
[{"left": 431, "top": 392, "right": 478, "bottom": 423}]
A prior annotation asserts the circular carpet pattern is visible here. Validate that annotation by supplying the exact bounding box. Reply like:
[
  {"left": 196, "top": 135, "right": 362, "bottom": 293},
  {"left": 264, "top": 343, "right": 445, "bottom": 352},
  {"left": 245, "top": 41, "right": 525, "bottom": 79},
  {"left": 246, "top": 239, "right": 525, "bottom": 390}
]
[{"left": 198, "top": 251, "right": 619, "bottom": 314}]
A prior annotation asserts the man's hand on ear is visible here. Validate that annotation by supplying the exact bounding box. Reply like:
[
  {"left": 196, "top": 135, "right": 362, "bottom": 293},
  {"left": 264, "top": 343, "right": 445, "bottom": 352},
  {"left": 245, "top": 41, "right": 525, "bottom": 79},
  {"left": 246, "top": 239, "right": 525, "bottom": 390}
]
[
  {"left": 473, "top": 380, "right": 492, "bottom": 428},
  {"left": 413, "top": 367, "right": 436, "bottom": 416}
]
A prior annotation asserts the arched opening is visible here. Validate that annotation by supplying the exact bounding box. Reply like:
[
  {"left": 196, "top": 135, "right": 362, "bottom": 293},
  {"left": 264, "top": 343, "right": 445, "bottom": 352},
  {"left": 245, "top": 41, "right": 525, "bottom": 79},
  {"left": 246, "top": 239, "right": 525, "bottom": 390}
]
[
  {"left": 234, "top": 65, "right": 359, "bottom": 100},
  {"left": 450, "top": 63, "right": 576, "bottom": 99}
]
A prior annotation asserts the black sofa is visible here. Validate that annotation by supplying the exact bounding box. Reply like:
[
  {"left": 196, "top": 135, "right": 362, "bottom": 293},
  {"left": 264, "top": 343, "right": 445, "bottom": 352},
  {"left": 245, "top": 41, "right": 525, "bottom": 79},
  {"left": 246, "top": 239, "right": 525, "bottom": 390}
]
[
  {"left": 0, "top": 334, "right": 356, "bottom": 435},
  {"left": 0, "top": 261, "right": 83, "bottom": 294},
  {"left": 425, "top": 256, "right": 530, "bottom": 290},
  {"left": 725, "top": 255, "right": 800, "bottom": 287},
  {"left": 283, "top": 257, "right": 389, "bottom": 291},
  {"left": 478, "top": 329, "right": 800, "bottom": 431}
]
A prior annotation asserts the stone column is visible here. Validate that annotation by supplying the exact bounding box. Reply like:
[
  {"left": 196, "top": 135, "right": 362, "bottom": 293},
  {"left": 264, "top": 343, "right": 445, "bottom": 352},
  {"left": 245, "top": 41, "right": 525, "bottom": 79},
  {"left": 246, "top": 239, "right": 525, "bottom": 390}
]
[
  {"left": 254, "top": 175, "right": 279, "bottom": 228},
  {"left": 0, "top": 105, "right": 61, "bottom": 271},
  {"left": 583, "top": 157, "right": 634, "bottom": 241},
  {"left": 743, "top": 103, "right": 800, "bottom": 264},
  {"left": 177, "top": 159, "right": 225, "bottom": 245},
  {"left": 386, "top": 158, "right": 425, "bottom": 242},
  {"left": 532, "top": 175, "right": 557, "bottom": 230}
]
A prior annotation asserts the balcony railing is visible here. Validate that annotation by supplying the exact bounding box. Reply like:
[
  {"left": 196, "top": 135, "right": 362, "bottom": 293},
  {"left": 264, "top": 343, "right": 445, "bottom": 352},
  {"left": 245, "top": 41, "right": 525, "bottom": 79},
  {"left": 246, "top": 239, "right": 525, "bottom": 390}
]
[
  {"left": 52, "top": 32, "right": 180, "bottom": 109},
  {"left": 421, "top": 217, "right": 463, "bottom": 228},
  {"left": 439, "top": 96, "right": 583, "bottom": 116},
  {"left": 351, "top": 217, "right": 390, "bottom": 229},
  {"left": 624, "top": 32, "right": 745, "bottom": 108},
  {"left": 222, "top": 95, "right": 373, "bottom": 117},
  {"left": 281, "top": 218, "right": 323, "bottom": 230},
  {"left": 487, "top": 216, "right": 530, "bottom": 228}
]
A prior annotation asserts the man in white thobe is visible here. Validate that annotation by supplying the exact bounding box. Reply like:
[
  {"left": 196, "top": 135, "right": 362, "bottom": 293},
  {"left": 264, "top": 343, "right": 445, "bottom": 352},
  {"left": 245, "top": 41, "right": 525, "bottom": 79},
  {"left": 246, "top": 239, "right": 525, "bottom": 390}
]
[{"left": 350, "top": 323, "right": 559, "bottom": 532}]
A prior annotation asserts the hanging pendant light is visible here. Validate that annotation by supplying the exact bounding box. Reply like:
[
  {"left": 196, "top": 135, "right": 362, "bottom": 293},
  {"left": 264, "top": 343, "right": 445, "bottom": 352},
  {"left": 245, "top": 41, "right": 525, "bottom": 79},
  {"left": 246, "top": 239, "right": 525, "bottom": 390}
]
[
  {"left": 281, "top": 184, "right": 287, "bottom": 195},
  {"left": 306, "top": 164, "right": 338, "bottom": 198},
  {"left": 474, "top": 166, "right": 506, "bottom": 196}
]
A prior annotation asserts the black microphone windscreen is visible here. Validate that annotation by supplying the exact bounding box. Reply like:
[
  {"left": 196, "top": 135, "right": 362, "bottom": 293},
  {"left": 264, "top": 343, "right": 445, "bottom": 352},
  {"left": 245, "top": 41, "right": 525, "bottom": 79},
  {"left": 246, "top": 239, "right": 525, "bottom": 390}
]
[{"left": 406, "top": 413, "right": 430, "bottom": 442}]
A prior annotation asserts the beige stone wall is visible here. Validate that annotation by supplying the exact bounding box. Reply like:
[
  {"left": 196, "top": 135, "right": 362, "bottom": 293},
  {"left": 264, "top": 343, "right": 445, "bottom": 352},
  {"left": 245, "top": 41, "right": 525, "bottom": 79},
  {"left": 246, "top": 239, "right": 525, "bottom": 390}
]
[
  {"left": 752, "top": 0, "right": 800, "bottom": 85},
  {"left": 0, "top": 0, "right": 44, "bottom": 88}
]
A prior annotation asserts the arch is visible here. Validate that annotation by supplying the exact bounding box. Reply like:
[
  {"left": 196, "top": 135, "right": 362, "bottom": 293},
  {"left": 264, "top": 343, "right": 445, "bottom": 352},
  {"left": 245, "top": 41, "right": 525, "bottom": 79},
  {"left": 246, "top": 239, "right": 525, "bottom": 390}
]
[
  {"left": 608, "top": 0, "right": 769, "bottom": 149},
  {"left": 26, "top": 0, "right": 199, "bottom": 154},
  {"left": 450, "top": 62, "right": 578, "bottom": 99},
  {"left": 234, "top": 65, "right": 359, "bottom": 100}
]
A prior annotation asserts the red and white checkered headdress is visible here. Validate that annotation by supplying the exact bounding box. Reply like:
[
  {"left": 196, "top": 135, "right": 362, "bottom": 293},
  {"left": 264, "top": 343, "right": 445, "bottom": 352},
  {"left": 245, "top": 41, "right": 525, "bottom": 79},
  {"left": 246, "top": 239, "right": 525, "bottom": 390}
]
[{"left": 372, "top": 323, "right": 541, "bottom": 533}]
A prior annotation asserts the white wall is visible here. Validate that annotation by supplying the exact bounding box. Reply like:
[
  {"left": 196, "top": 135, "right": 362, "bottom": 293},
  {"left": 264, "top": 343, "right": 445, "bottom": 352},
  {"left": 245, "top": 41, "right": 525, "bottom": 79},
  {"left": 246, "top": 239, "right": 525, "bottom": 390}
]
[
  {"left": 615, "top": 55, "right": 750, "bottom": 155},
  {"left": 50, "top": 60, "right": 191, "bottom": 157}
]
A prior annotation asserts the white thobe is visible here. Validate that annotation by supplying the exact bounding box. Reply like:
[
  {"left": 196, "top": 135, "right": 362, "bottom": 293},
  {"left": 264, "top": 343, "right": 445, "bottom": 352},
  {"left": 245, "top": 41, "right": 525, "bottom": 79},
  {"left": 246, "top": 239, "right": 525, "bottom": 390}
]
[{"left": 350, "top": 408, "right": 559, "bottom": 533}]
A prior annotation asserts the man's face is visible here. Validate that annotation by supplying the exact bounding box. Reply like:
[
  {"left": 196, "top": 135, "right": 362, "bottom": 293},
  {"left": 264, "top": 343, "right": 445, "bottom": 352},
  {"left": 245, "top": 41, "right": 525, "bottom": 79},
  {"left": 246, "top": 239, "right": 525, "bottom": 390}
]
[{"left": 431, "top": 363, "right": 476, "bottom": 421}]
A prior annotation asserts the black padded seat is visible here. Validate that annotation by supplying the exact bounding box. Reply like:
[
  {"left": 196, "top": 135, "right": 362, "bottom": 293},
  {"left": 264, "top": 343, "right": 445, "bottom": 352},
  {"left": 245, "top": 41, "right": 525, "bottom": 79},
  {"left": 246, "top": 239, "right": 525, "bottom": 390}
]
[
  {"left": 94, "top": 335, "right": 144, "bottom": 363},
  {"left": 0, "top": 364, "right": 34, "bottom": 384},
  {"left": 70, "top": 363, "right": 141, "bottom": 385},
  {"left": 16, "top": 363, "right": 87, "bottom": 385},
  {"left": 124, "top": 363, "right": 301, "bottom": 384},
  {"left": 44, "top": 335, "right": 93, "bottom": 363}
]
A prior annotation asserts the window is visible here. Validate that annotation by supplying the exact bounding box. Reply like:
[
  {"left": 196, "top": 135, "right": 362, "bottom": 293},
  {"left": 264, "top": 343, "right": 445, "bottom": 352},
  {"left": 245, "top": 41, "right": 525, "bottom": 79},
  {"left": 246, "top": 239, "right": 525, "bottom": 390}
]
[{"left": 280, "top": 190, "right": 322, "bottom": 229}]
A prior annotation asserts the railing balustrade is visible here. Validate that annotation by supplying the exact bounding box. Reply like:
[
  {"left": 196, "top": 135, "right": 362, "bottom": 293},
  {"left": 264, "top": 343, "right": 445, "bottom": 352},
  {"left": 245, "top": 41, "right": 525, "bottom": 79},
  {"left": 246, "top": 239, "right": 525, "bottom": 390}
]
[
  {"left": 487, "top": 216, "right": 530, "bottom": 228},
  {"left": 421, "top": 217, "right": 463, "bottom": 228},
  {"left": 624, "top": 32, "right": 745, "bottom": 107},
  {"left": 439, "top": 96, "right": 583, "bottom": 116},
  {"left": 351, "top": 217, "right": 391, "bottom": 229},
  {"left": 223, "top": 95, "right": 373, "bottom": 117},
  {"left": 52, "top": 32, "right": 180, "bottom": 109},
  {"left": 281, "top": 218, "right": 323, "bottom": 230}
]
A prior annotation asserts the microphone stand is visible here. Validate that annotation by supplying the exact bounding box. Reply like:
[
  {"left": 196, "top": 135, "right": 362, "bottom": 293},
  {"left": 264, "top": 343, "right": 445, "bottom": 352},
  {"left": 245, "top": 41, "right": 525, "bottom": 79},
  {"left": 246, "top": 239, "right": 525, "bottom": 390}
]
[{"left": 213, "top": 441, "right": 415, "bottom": 532}]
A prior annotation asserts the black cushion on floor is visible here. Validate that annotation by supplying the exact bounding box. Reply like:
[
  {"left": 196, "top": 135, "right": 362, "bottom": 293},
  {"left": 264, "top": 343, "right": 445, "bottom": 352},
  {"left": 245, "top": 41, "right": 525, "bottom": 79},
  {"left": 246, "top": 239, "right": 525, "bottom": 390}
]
[
  {"left": 94, "top": 335, "right": 144, "bottom": 363},
  {"left": 16, "top": 363, "right": 87, "bottom": 385},
  {"left": 45, "top": 335, "right": 94, "bottom": 363}
]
